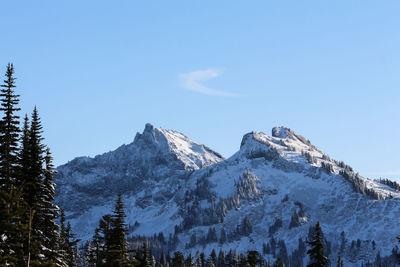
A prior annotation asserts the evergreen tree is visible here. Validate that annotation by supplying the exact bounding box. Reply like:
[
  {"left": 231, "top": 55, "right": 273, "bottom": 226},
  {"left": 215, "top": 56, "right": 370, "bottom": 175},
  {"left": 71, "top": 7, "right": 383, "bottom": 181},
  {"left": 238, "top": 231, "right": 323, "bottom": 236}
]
[
  {"left": 172, "top": 251, "right": 185, "bottom": 267},
  {"left": 93, "top": 214, "right": 112, "bottom": 266},
  {"left": 209, "top": 249, "right": 217, "bottom": 266},
  {"left": 160, "top": 250, "right": 167, "bottom": 267},
  {"left": 200, "top": 252, "right": 206, "bottom": 267},
  {"left": 24, "top": 106, "right": 45, "bottom": 206},
  {"left": 0, "top": 63, "right": 20, "bottom": 191},
  {"left": 219, "top": 228, "right": 227, "bottom": 244},
  {"left": 65, "top": 222, "right": 78, "bottom": 267},
  {"left": 60, "top": 210, "right": 78, "bottom": 266},
  {"left": 225, "top": 250, "right": 234, "bottom": 267},
  {"left": 25, "top": 107, "right": 48, "bottom": 264},
  {"left": 278, "top": 240, "right": 289, "bottom": 266},
  {"left": 185, "top": 253, "right": 195, "bottom": 267},
  {"left": 37, "top": 148, "right": 63, "bottom": 265},
  {"left": 83, "top": 241, "right": 95, "bottom": 267},
  {"left": 247, "top": 250, "right": 261, "bottom": 267},
  {"left": 0, "top": 63, "right": 22, "bottom": 265},
  {"left": 217, "top": 250, "right": 225, "bottom": 267},
  {"left": 206, "top": 258, "right": 216, "bottom": 267},
  {"left": 306, "top": 222, "right": 328, "bottom": 267},
  {"left": 108, "top": 192, "right": 128, "bottom": 265}
]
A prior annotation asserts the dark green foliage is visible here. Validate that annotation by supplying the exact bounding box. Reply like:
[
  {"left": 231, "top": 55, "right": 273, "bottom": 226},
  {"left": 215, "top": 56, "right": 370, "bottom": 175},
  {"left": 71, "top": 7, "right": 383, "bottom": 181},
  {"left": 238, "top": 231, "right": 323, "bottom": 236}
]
[
  {"left": 185, "top": 253, "right": 195, "bottom": 267},
  {"left": 24, "top": 107, "right": 45, "bottom": 206},
  {"left": 108, "top": 192, "right": 129, "bottom": 265},
  {"left": 306, "top": 222, "right": 328, "bottom": 267},
  {"left": 0, "top": 185, "right": 28, "bottom": 265},
  {"left": 60, "top": 210, "right": 79, "bottom": 266},
  {"left": 36, "top": 148, "right": 63, "bottom": 264},
  {"left": 0, "top": 64, "right": 69, "bottom": 266},
  {"left": 90, "top": 193, "right": 135, "bottom": 266},
  {"left": 0, "top": 63, "right": 23, "bottom": 265},
  {"left": 247, "top": 250, "right": 261, "bottom": 267},
  {"left": 217, "top": 250, "right": 224, "bottom": 267},
  {"left": 209, "top": 249, "right": 217, "bottom": 266},
  {"left": 172, "top": 251, "right": 185, "bottom": 267},
  {"left": 0, "top": 63, "right": 20, "bottom": 191}
]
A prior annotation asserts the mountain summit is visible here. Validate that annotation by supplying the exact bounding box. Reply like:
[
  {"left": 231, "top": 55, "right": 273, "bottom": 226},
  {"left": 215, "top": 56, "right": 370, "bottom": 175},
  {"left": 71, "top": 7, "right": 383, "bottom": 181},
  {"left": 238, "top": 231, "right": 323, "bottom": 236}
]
[{"left": 55, "top": 124, "right": 400, "bottom": 265}]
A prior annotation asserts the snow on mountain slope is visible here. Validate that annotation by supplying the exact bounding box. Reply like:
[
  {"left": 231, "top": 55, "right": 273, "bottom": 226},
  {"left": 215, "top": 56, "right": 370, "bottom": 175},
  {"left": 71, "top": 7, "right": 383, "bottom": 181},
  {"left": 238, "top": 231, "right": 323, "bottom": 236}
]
[
  {"left": 56, "top": 125, "right": 400, "bottom": 265},
  {"left": 55, "top": 123, "right": 224, "bottom": 239}
]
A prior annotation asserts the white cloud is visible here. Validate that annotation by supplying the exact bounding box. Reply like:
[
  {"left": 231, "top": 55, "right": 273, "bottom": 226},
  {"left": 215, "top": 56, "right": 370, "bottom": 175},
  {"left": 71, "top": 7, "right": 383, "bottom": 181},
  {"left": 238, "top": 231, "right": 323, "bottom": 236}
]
[{"left": 179, "top": 69, "right": 240, "bottom": 97}]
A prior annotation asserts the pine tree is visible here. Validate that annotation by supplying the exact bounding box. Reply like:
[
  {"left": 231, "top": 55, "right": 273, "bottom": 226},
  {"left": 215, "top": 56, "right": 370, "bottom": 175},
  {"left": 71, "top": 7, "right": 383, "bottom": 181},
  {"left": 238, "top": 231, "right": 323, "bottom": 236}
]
[
  {"left": 306, "top": 222, "right": 328, "bottom": 267},
  {"left": 24, "top": 107, "right": 45, "bottom": 206},
  {"left": 247, "top": 250, "right": 261, "bottom": 267},
  {"left": 0, "top": 63, "right": 20, "bottom": 191},
  {"left": 25, "top": 107, "right": 47, "bottom": 264},
  {"left": 93, "top": 214, "right": 112, "bottom": 266},
  {"left": 160, "top": 250, "right": 167, "bottom": 267},
  {"left": 37, "top": 148, "right": 63, "bottom": 265},
  {"left": 108, "top": 192, "right": 128, "bottom": 266},
  {"left": 0, "top": 63, "right": 22, "bottom": 265},
  {"left": 65, "top": 222, "right": 78, "bottom": 267},
  {"left": 172, "top": 251, "right": 185, "bottom": 267},
  {"left": 83, "top": 241, "right": 95, "bottom": 267},
  {"left": 185, "top": 253, "right": 195, "bottom": 267},
  {"left": 139, "top": 242, "right": 153, "bottom": 267},
  {"left": 210, "top": 249, "right": 217, "bottom": 266},
  {"left": 60, "top": 210, "right": 78, "bottom": 266},
  {"left": 217, "top": 250, "right": 225, "bottom": 267}
]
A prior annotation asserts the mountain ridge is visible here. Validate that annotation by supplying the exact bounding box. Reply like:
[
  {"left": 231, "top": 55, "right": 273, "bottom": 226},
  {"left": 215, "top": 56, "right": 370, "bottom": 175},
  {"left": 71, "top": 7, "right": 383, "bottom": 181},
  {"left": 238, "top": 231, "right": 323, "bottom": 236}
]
[{"left": 55, "top": 123, "right": 400, "bottom": 265}]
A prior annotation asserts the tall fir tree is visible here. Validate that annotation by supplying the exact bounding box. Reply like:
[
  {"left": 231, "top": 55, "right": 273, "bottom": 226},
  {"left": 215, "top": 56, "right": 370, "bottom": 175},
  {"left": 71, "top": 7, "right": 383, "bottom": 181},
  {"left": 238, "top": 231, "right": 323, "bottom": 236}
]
[
  {"left": 108, "top": 192, "right": 129, "bottom": 266},
  {"left": 24, "top": 106, "right": 45, "bottom": 206},
  {"left": 24, "top": 107, "right": 47, "bottom": 264},
  {"left": 306, "top": 222, "right": 328, "bottom": 267},
  {"left": 60, "top": 210, "right": 78, "bottom": 267},
  {"left": 37, "top": 148, "right": 63, "bottom": 265},
  {"left": 0, "top": 63, "right": 24, "bottom": 266},
  {"left": 0, "top": 63, "right": 20, "bottom": 191}
]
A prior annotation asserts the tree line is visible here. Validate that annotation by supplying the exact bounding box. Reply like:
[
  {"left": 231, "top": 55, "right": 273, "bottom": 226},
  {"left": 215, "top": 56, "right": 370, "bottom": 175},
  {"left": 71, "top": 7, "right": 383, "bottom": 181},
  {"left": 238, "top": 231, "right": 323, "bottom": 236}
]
[
  {"left": 0, "top": 63, "right": 77, "bottom": 266},
  {"left": 80, "top": 191, "right": 334, "bottom": 267}
]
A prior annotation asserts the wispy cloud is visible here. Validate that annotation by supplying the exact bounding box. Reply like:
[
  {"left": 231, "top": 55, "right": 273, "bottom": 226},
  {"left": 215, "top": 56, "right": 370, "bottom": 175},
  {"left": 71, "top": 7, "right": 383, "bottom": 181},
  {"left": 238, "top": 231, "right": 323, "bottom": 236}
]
[{"left": 179, "top": 69, "right": 240, "bottom": 97}]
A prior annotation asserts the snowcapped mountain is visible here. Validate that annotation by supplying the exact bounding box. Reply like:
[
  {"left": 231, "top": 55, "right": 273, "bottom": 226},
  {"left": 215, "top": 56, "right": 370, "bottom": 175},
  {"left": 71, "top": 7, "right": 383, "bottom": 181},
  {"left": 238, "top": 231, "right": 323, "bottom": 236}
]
[{"left": 55, "top": 124, "right": 400, "bottom": 265}]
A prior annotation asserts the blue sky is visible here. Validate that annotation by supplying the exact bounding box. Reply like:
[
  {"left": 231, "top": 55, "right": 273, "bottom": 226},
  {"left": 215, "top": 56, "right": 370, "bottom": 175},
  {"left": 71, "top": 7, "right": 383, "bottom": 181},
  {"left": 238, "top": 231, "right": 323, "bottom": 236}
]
[{"left": 1, "top": 1, "right": 399, "bottom": 180}]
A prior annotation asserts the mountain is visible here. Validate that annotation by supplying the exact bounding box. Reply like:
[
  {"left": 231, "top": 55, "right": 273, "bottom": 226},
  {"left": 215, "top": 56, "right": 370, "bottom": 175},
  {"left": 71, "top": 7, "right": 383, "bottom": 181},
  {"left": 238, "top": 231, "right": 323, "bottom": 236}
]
[{"left": 55, "top": 124, "right": 400, "bottom": 265}]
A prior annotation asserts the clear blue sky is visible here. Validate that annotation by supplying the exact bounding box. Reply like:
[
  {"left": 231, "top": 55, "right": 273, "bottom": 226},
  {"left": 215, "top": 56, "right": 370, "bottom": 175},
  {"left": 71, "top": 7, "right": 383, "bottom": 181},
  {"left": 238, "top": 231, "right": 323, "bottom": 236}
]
[{"left": 1, "top": 1, "right": 399, "bottom": 180}]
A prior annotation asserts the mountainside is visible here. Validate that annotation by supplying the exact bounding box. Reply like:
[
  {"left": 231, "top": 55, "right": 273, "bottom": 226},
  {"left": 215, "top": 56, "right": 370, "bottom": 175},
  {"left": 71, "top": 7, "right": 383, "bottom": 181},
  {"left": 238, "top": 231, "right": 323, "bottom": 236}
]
[{"left": 55, "top": 124, "right": 400, "bottom": 265}]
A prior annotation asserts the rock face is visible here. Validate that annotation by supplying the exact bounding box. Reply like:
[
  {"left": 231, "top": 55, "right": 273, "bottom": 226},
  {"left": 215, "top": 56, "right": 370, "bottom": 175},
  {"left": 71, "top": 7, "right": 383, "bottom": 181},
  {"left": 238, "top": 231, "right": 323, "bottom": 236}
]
[
  {"left": 55, "top": 123, "right": 224, "bottom": 219},
  {"left": 55, "top": 124, "right": 400, "bottom": 265}
]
